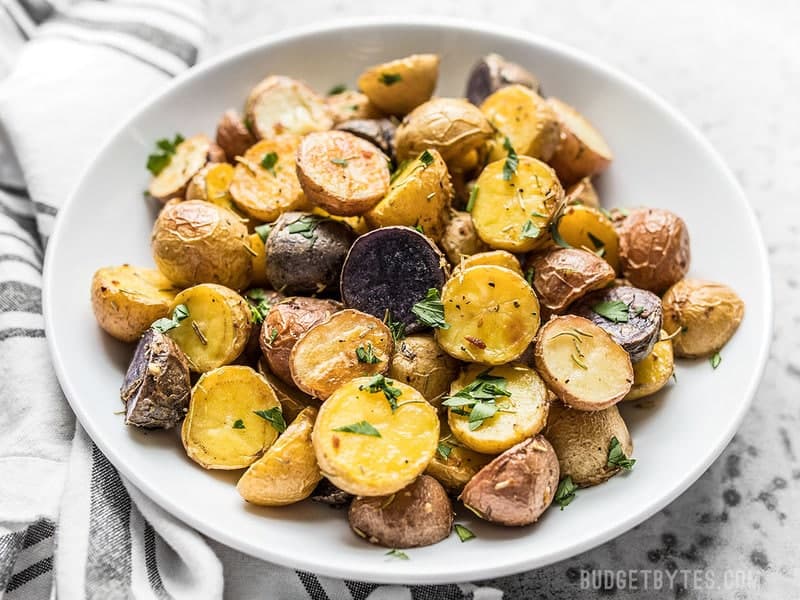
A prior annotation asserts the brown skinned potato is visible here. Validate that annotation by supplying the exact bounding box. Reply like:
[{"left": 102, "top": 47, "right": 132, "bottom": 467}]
[
  {"left": 348, "top": 475, "right": 453, "bottom": 548},
  {"left": 565, "top": 177, "right": 600, "bottom": 209},
  {"left": 460, "top": 435, "right": 559, "bottom": 526},
  {"left": 661, "top": 279, "right": 744, "bottom": 358},
  {"left": 618, "top": 208, "right": 690, "bottom": 293},
  {"left": 547, "top": 97, "right": 613, "bottom": 186},
  {"left": 215, "top": 109, "right": 256, "bottom": 163},
  {"left": 388, "top": 334, "right": 460, "bottom": 405},
  {"left": 527, "top": 248, "right": 615, "bottom": 315},
  {"left": 357, "top": 54, "right": 439, "bottom": 116},
  {"left": 439, "top": 211, "right": 490, "bottom": 265},
  {"left": 543, "top": 401, "right": 633, "bottom": 487}
]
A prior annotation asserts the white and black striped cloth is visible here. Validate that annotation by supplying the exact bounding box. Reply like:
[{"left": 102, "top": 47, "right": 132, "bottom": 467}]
[{"left": 0, "top": 2, "right": 505, "bottom": 598}]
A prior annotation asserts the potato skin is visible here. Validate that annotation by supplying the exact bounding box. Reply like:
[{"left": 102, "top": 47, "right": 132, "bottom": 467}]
[
  {"left": 151, "top": 200, "right": 252, "bottom": 290},
  {"left": 260, "top": 297, "right": 341, "bottom": 384},
  {"left": 543, "top": 401, "right": 633, "bottom": 487},
  {"left": 460, "top": 435, "right": 559, "bottom": 526},
  {"left": 661, "top": 279, "right": 744, "bottom": 358},
  {"left": 120, "top": 329, "right": 190, "bottom": 428},
  {"left": 348, "top": 475, "right": 453, "bottom": 548},
  {"left": 335, "top": 118, "right": 396, "bottom": 160},
  {"left": 439, "top": 211, "right": 489, "bottom": 265},
  {"left": 357, "top": 53, "right": 439, "bottom": 116},
  {"left": 528, "top": 248, "right": 615, "bottom": 315},
  {"left": 215, "top": 109, "right": 256, "bottom": 162},
  {"left": 388, "top": 334, "right": 460, "bottom": 404},
  {"left": 618, "top": 208, "right": 690, "bottom": 294}
]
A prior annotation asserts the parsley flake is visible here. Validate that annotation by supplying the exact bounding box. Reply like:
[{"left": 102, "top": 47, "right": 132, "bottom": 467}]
[
  {"left": 555, "top": 476, "right": 577, "bottom": 509},
  {"left": 146, "top": 134, "right": 184, "bottom": 176},
  {"left": 710, "top": 352, "right": 722, "bottom": 369},
  {"left": 379, "top": 73, "right": 402, "bottom": 85},
  {"left": 466, "top": 185, "right": 479, "bottom": 212},
  {"left": 587, "top": 231, "right": 606, "bottom": 256},
  {"left": 333, "top": 420, "right": 382, "bottom": 437},
  {"left": 442, "top": 370, "right": 511, "bottom": 431},
  {"left": 437, "top": 442, "right": 453, "bottom": 460},
  {"left": 260, "top": 151, "right": 279, "bottom": 175},
  {"left": 327, "top": 83, "right": 348, "bottom": 95},
  {"left": 331, "top": 157, "right": 349, "bottom": 166},
  {"left": 151, "top": 303, "right": 189, "bottom": 333},
  {"left": 254, "top": 407, "right": 286, "bottom": 433},
  {"left": 454, "top": 524, "right": 475, "bottom": 542},
  {"left": 245, "top": 288, "right": 272, "bottom": 325},
  {"left": 521, "top": 220, "right": 540, "bottom": 239},
  {"left": 411, "top": 288, "right": 449, "bottom": 329},
  {"left": 501, "top": 137, "right": 519, "bottom": 181},
  {"left": 383, "top": 309, "right": 406, "bottom": 342},
  {"left": 254, "top": 223, "right": 272, "bottom": 243},
  {"left": 385, "top": 549, "right": 409, "bottom": 560},
  {"left": 359, "top": 374, "right": 402, "bottom": 411},
  {"left": 355, "top": 342, "right": 381, "bottom": 364},
  {"left": 592, "top": 300, "right": 629, "bottom": 323},
  {"left": 607, "top": 436, "right": 636, "bottom": 470},
  {"left": 419, "top": 150, "right": 434, "bottom": 167},
  {"left": 232, "top": 419, "right": 245, "bottom": 430}
]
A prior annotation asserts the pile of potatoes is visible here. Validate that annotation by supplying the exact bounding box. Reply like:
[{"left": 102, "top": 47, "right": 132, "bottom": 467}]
[{"left": 91, "top": 51, "right": 745, "bottom": 551}]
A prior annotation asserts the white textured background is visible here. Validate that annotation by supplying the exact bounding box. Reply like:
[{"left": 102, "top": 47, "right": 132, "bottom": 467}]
[{"left": 200, "top": 1, "right": 798, "bottom": 597}]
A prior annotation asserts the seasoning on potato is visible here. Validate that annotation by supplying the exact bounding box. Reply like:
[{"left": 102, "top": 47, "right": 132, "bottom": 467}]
[
  {"left": 357, "top": 53, "right": 440, "bottom": 116},
  {"left": 527, "top": 248, "right": 615, "bottom": 315},
  {"left": 245, "top": 75, "right": 333, "bottom": 139},
  {"left": 466, "top": 53, "right": 540, "bottom": 106},
  {"left": 388, "top": 334, "right": 460, "bottom": 405},
  {"left": 547, "top": 97, "right": 613, "bottom": 186},
  {"left": 147, "top": 134, "right": 222, "bottom": 202}
]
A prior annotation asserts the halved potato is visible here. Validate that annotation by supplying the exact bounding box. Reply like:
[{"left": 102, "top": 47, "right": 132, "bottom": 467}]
[
  {"left": 534, "top": 315, "right": 633, "bottom": 411},
  {"left": 357, "top": 54, "right": 439, "bottom": 116},
  {"left": 625, "top": 333, "right": 674, "bottom": 401},
  {"left": 91, "top": 265, "right": 180, "bottom": 342},
  {"left": 256, "top": 358, "right": 315, "bottom": 423},
  {"left": 439, "top": 211, "right": 490, "bottom": 264},
  {"left": 182, "top": 365, "right": 281, "bottom": 469},
  {"left": 184, "top": 163, "right": 237, "bottom": 211},
  {"left": 313, "top": 377, "right": 439, "bottom": 496},
  {"left": 437, "top": 265, "right": 540, "bottom": 364},
  {"left": 166, "top": 284, "right": 251, "bottom": 372},
  {"left": 425, "top": 430, "right": 494, "bottom": 494},
  {"left": 365, "top": 149, "right": 452, "bottom": 239},
  {"left": 296, "top": 130, "right": 390, "bottom": 216},
  {"left": 237, "top": 406, "right": 322, "bottom": 506},
  {"left": 555, "top": 204, "right": 620, "bottom": 273},
  {"left": 481, "top": 85, "right": 561, "bottom": 162},
  {"left": 247, "top": 232, "right": 269, "bottom": 287},
  {"left": 245, "top": 75, "right": 333, "bottom": 139},
  {"left": 527, "top": 248, "right": 615, "bottom": 315},
  {"left": 229, "top": 136, "right": 307, "bottom": 222},
  {"left": 289, "top": 309, "right": 393, "bottom": 400},
  {"left": 453, "top": 250, "right": 523, "bottom": 277},
  {"left": 446, "top": 364, "right": 549, "bottom": 454},
  {"left": 547, "top": 97, "right": 613, "bottom": 186},
  {"left": 148, "top": 134, "right": 221, "bottom": 202},
  {"left": 310, "top": 206, "right": 370, "bottom": 235},
  {"left": 326, "top": 90, "right": 383, "bottom": 125},
  {"left": 565, "top": 176, "right": 600, "bottom": 209},
  {"left": 471, "top": 156, "right": 564, "bottom": 252}
]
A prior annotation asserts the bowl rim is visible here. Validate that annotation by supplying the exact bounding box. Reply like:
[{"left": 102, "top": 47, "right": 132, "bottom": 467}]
[{"left": 42, "top": 15, "right": 773, "bottom": 584}]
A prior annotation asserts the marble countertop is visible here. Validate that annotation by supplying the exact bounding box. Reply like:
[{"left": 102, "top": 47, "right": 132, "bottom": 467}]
[{"left": 204, "top": 1, "right": 797, "bottom": 596}]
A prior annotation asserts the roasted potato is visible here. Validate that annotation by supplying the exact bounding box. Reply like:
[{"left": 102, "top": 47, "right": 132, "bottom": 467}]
[
  {"left": 439, "top": 211, "right": 490, "bottom": 265},
  {"left": 245, "top": 75, "right": 333, "bottom": 139},
  {"left": 147, "top": 134, "right": 222, "bottom": 202},
  {"left": 184, "top": 163, "right": 238, "bottom": 213},
  {"left": 425, "top": 426, "right": 494, "bottom": 494},
  {"left": 617, "top": 208, "right": 690, "bottom": 293},
  {"left": 394, "top": 98, "right": 493, "bottom": 165},
  {"left": 357, "top": 54, "right": 439, "bottom": 116},
  {"left": 312, "top": 377, "right": 439, "bottom": 496},
  {"left": 565, "top": 177, "right": 600, "bottom": 209},
  {"left": 446, "top": 364, "right": 549, "bottom": 454},
  {"left": 437, "top": 265, "right": 540, "bottom": 364},
  {"left": 471, "top": 156, "right": 564, "bottom": 252},
  {"left": 264, "top": 212, "right": 355, "bottom": 295},
  {"left": 256, "top": 358, "right": 315, "bottom": 422},
  {"left": 527, "top": 248, "right": 615, "bottom": 315},
  {"left": 365, "top": 148, "right": 453, "bottom": 239},
  {"left": 261, "top": 297, "right": 342, "bottom": 384},
  {"left": 182, "top": 365, "right": 281, "bottom": 469},
  {"left": 625, "top": 333, "right": 674, "bottom": 401},
  {"left": 151, "top": 200, "right": 252, "bottom": 290},
  {"left": 534, "top": 315, "right": 633, "bottom": 411},
  {"left": 335, "top": 118, "right": 396, "bottom": 161},
  {"left": 311, "top": 479, "right": 354, "bottom": 508},
  {"left": 460, "top": 435, "right": 559, "bottom": 526},
  {"left": 340, "top": 226, "right": 448, "bottom": 334},
  {"left": 229, "top": 136, "right": 307, "bottom": 222},
  {"left": 481, "top": 85, "right": 561, "bottom": 162},
  {"left": 247, "top": 232, "right": 269, "bottom": 287},
  {"left": 91, "top": 265, "right": 180, "bottom": 342},
  {"left": 388, "top": 334, "right": 460, "bottom": 404},
  {"left": 120, "top": 329, "right": 190, "bottom": 428},
  {"left": 166, "top": 284, "right": 252, "bottom": 373},
  {"left": 296, "top": 130, "right": 390, "bottom": 216},
  {"left": 555, "top": 204, "right": 620, "bottom": 273},
  {"left": 348, "top": 475, "right": 453, "bottom": 548},
  {"left": 466, "top": 53, "right": 540, "bottom": 106},
  {"left": 547, "top": 97, "right": 613, "bottom": 186},
  {"left": 661, "top": 279, "right": 744, "bottom": 358},
  {"left": 326, "top": 90, "right": 383, "bottom": 125},
  {"left": 237, "top": 407, "right": 322, "bottom": 506},
  {"left": 290, "top": 309, "right": 393, "bottom": 399},
  {"left": 455, "top": 250, "right": 523, "bottom": 276},
  {"left": 543, "top": 400, "right": 633, "bottom": 486},
  {"left": 569, "top": 286, "right": 663, "bottom": 362},
  {"left": 215, "top": 109, "right": 256, "bottom": 163}
]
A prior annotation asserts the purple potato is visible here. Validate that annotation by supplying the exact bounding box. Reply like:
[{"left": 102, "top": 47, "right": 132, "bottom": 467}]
[
  {"left": 334, "top": 118, "right": 396, "bottom": 161},
  {"left": 569, "top": 286, "right": 662, "bottom": 362},
  {"left": 311, "top": 479, "right": 353, "bottom": 508},
  {"left": 340, "top": 226, "right": 448, "bottom": 334},
  {"left": 465, "top": 53, "right": 540, "bottom": 106}
]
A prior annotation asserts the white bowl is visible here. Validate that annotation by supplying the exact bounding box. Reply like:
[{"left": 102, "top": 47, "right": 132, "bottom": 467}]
[{"left": 43, "top": 17, "right": 772, "bottom": 584}]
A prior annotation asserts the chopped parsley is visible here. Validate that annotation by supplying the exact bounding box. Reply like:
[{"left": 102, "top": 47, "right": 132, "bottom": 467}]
[
  {"left": 437, "top": 442, "right": 453, "bottom": 460},
  {"left": 414, "top": 224, "right": 425, "bottom": 234},
  {"left": 466, "top": 185, "right": 479, "bottom": 212},
  {"left": 549, "top": 209, "right": 573, "bottom": 249},
  {"left": 501, "top": 137, "right": 519, "bottom": 181},
  {"left": 260, "top": 151, "right": 279, "bottom": 175},
  {"left": 379, "top": 73, "right": 402, "bottom": 85},
  {"left": 385, "top": 549, "right": 409, "bottom": 560},
  {"left": 327, "top": 83, "right": 348, "bottom": 95},
  {"left": 330, "top": 157, "right": 349, "bottom": 166},
  {"left": 254, "top": 223, "right": 272, "bottom": 243},
  {"left": 383, "top": 309, "right": 406, "bottom": 342},
  {"left": 245, "top": 288, "right": 272, "bottom": 325},
  {"left": 287, "top": 214, "right": 323, "bottom": 247},
  {"left": 710, "top": 352, "right": 722, "bottom": 369},
  {"left": 521, "top": 220, "right": 540, "bottom": 239},
  {"left": 254, "top": 407, "right": 286, "bottom": 433},
  {"left": 554, "top": 476, "right": 577, "bottom": 509},
  {"left": 587, "top": 231, "right": 606, "bottom": 256},
  {"left": 333, "top": 420, "right": 381, "bottom": 437},
  {"left": 454, "top": 524, "right": 475, "bottom": 542},
  {"left": 442, "top": 370, "right": 511, "bottom": 431},
  {"left": 607, "top": 436, "right": 636, "bottom": 470},
  {"left": 411, "top": 288, "right": 449, "bottom": 329},
  {"left": 592, "top": 300, "right": 629, "bottom": 323},
  {"left": 151, "top": 303, "right": 189, "bottom": 333},
  {"left": 232, "top": 419, "right": 245, "bottom": 430},
  {"left": 419, "top": 149, "right": 434, "bottom": 167},
  {"left": 355, "top": 342, "right": 381, "bottom": 364},
  {"left": 359, "top": 374, "right": 402, "bottom": 411},
  {"left": 146, "top": 134, "right": 184, "bottom": 176},
  {"left": 525, "top": 267, "right": 535, "bottom": 286}
]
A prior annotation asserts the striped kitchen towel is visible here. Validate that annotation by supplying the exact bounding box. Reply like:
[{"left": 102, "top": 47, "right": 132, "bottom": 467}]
[{"left": 0, "top": 2, "right": 504, "bottom": 598}]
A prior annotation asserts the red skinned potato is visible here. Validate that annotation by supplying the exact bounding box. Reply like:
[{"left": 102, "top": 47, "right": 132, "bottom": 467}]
[
  {"left": 215, "top": 109, "right": 256, "bottom": 162},
  {"left": 527, "top": 248, "right": 615, "bottom": 315},
  {"left": 460, "top": 435, "right": 559, "bottom": 526},
  {"left": 547, "top": 97, "right": 613, "bottom": 186}
]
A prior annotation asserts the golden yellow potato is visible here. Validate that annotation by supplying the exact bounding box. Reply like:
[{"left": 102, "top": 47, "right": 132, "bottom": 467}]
[
  {"left": 625, "top": 334, "right": 674, "bottom": 401},
  {"left": 661, "top": 279, "right": 744, "bottom": 358},
  {"left": 454, "top": 250, "right": 523, "bottom": 277},
  {"left": 147, "top": 134, "right": 220, "bottom": 202},
  {"left": 445, "top": 364, "right": 549, "bottom": 454},
  {"left": 310, "top": 206, "right": 370, "bottom": 235},
  {"left": 565, "top": 177, "right": 600, "bottom": 209},
  {"left": 547, "top": 97, "right": 613, "bottom": 186},
  {"left": 357, "top": 54, "right": 439, "bottom": 116},
  {"left": 313, "top": 377, "right": 439, "bottom": 496},
  {"left": 237, "top": 407, "right": 322, "bottom": 506},
  {"left": 388, "top": 334, "right": 460, "bottom": 405},
  {"left": 182, "top": 365, "right": 281, "bottom": 469},
  {"left": 325, "top": 90, "right": 383, "bottom": 124},
  {"left": 152, "top": 200, "right": 253, "bottom": 290},
  {"left": 534, "top": 315, "right": 633, "bottom": 411},
  {"left": 437, "top": 265, "right": 540, "bottom": 364},
  {"left": 555, "top": 204, "right": 620, "bottom": 273},
  {"left": 365, "top": 149, "right": 452, "bottom": 239},
  {"left": 91, "top": 265, "right": 180, "bottom": 342},
  {"left": 184, "top": 162, "right": 242, "bottom": 215},
  {"left": 229, "top": 137, "right": 307, "bottom": 222},
  {"left": 166, "top": 284, "right": 251, "bottom": 372},
  {"left": 425, "top": 428, "right": 494, "bottom": 494},
  {"left": 439, "top": 211, "right": 490, "bottom": 264},
  {"left": 471, "top": 156, "right": 564, "bottom": 252},
  {"left": 289, "top": 309, "right": 393, "bottom": 400},
  {"left": 481, "top": 85, "right": 561, "bottom": 162},
  {"left": 247, "top": 232, "right": 269, "bottom": 287},
  {"left": 245, "top": 75, "right": 333, "bottom": 139}
]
